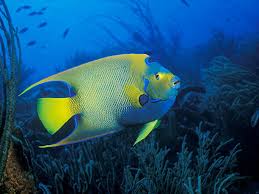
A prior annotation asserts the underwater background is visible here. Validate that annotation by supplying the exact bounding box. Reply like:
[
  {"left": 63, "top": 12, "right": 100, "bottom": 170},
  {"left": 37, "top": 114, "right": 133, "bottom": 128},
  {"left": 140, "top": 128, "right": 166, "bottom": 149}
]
[{"left": 0, "top": 0, "right": 259, "bottom": 193}]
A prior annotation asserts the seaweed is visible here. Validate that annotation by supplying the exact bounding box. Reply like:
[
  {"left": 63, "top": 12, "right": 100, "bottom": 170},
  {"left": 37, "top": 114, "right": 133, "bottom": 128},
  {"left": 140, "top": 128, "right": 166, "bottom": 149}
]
[
  {"left": 0, "top": 0, "right": 22, "bottom": 184},
  {"left": 122, "top": 123, "right": 242, "bottom": 194},
  {"left": 202, "top": 56, "right": 259, "bottom": 128},
  {"left": 15, "top": 119, "right": 242, "bottom": 193}
]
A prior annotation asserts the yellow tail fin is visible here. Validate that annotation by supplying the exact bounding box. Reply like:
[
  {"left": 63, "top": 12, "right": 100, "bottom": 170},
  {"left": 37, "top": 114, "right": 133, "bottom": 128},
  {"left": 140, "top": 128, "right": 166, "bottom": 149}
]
[{"left": 37, "top": 97, "right": 78, "bottom": 135}]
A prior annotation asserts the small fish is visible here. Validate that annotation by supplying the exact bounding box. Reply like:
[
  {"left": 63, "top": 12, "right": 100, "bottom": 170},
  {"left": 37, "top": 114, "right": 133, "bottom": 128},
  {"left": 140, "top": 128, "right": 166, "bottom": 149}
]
[
  {"left": 40, "top": 7, "right": 48, "bottom": 12},
  {"left": 19, "top": 27, "right": 29, "bottom": 34},
  {"left": 27, "top": 40, "right": 36, "bottom": 47},
  {"left": 22, "top": 5, "right": 32, "bottom": 10},
  {"left": 181, "top": 0, "right": 190, "bottom": 7},
  {"left": 16, "top": 7, "right": 23, "bottom": 13},
  {"left": 28, "top": 11, "right": 38, "bottom": 16},
  {"left": 37, "top": 22, "right": 48, "bottom": 28},
  {"left": 19, "top": 54, "right": 180, "bottom": 148},
  {"left": 62, "top": 28, "right": 70, "bottom": 39},
  {"left": 16, "top": 5, "right": 32, "bottom": 13}
]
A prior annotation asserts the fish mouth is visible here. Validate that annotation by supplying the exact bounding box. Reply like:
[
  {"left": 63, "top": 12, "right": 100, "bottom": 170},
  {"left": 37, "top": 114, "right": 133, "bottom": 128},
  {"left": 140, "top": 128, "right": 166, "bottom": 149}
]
[{"left": 170, "top": 76, "right": 180, "bottom": 89}]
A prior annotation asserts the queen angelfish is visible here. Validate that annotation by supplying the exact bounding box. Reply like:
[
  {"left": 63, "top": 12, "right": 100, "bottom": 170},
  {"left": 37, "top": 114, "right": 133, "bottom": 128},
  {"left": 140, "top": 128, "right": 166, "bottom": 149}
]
[{"left": 19, "top": 54, "right": 180, "bottom": 148}]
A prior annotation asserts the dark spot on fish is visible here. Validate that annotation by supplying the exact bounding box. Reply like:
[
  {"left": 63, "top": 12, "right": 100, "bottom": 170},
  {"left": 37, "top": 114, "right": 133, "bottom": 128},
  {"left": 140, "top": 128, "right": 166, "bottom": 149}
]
[
  {"left": 37, "top": 22, "right": 48, "bottom": 28},
  {"left": 27, "top": 41, "right": 36, "bottom": 47},
  {"left": 19, "top": 27, "right": 29, "bottom": 34},
  {"left": 62, "top": 28, "right": 70, "bottom": 39},
  {"left": 139, "top": 94, "right": 149, "bottom": 106}
]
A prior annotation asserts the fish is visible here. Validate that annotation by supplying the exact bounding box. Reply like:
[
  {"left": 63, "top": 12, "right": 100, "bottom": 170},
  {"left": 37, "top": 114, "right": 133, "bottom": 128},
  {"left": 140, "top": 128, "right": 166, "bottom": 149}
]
[
  {"left": 27, "top": 40, "right": 36, "bottom": 46},
  {"left": 181, "top": 0, "right": 190, "bottom": 7},
  {"left": 19, "top": 54, "right": 180, "bottom": 148},
  {"left": 62, "top": 28, "right": 70, "bottom": 39},
  {"left": 19, "top": 27, "right": 29, "bottom": 34},
  {"left": 22, "top": 5, "right": 32, "bottom": 10},
  {"left": 16, "top": 5, "right": 32, "bottom": 13},
  {"left": 28, "top": 11, "right": 38, "bottom": 16},
  {"left": 40, "top": 7, "right": 48, "bottom": 12},
  {"left": 16, "top": 7, "right": 23, "bottom": 13},
  {"left": 37, "top": 22, "right": 48, "bottom": 28},
  {"left": 37, "top": 11, "right": 44, "bottom": 15}
]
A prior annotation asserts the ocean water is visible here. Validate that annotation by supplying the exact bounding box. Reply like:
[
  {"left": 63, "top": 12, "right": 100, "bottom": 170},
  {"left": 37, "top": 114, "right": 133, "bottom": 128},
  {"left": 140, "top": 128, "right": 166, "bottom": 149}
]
[{"left": 0, "top": 0, "right": 259, "bottom": 193}]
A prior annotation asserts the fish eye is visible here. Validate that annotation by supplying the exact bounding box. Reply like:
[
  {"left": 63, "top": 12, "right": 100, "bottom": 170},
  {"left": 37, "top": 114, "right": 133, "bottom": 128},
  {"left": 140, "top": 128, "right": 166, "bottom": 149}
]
[{"left": 155, "top": 73, "right": 160, "bottom": 80}]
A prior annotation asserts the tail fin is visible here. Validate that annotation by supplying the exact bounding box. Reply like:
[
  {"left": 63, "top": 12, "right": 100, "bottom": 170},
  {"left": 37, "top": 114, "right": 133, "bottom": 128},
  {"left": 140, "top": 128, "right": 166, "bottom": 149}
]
[{"left": 37, "top": 97, "right": 78, "bottom": 135}]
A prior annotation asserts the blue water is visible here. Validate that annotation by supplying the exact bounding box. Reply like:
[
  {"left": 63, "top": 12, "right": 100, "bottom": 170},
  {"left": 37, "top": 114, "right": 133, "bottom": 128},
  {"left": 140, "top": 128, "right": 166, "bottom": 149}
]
[{"left": 8, "top": 0, "right": 259, "bottom": 77}]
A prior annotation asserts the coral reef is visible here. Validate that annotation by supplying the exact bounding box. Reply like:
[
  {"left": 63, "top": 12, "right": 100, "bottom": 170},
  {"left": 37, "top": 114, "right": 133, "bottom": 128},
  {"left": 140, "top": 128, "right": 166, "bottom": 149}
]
[
  {"left": 3, "top": 142, "right": 36, "bottom": 194},
  {"left": 0, "top": 0, "right": 22, "bottom": 184},
  {"left": 202, "top": 56, "right": 259, "bottom": 129},
  {"left": 16, "top": 120, "right": 242, "bottom": 193},
  {"left": 0, "top": 1, "right": 36, "bottom": 193},
  {"left": 123, "top": 123, "right": 242, "bottom": 194}
]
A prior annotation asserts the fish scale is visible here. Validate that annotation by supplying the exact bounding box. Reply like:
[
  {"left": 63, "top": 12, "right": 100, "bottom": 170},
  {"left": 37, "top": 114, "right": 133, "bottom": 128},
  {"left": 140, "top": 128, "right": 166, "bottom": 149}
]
[{"left": 74, "top": 56, "right": 133, "bottom": 130}]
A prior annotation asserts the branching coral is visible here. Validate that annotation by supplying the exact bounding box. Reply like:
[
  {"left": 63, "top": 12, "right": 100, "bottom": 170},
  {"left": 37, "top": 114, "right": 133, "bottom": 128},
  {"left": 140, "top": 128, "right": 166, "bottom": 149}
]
[
  {"left": 122, "top": 123, "right": 242, "bottom": 194},
  {"left": 17, "top": 129, "right": 135, "bottom": 193},
  {"left": 15, "top": 109, "right": 243, "bottom": 194},
  {"left": 202, "top": 56, "right": 259, "bottom": 128},
  {"left": 0, "top": 0, "right": 22, "bottom": 184}
]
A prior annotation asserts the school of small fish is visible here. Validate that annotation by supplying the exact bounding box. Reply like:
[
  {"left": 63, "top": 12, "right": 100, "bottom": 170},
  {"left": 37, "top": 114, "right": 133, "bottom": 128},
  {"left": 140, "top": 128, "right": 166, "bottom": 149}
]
[
  {"left": 16, "top": 3, "right": 70, "bottom": 47},
  {"left": 16, "top": 0, "right": 190, "bottom": 47}
]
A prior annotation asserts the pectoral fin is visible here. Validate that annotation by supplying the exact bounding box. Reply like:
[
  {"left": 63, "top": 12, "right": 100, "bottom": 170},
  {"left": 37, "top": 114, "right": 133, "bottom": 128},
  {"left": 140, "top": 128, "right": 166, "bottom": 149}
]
[
  {"left": 134, "top": 120, "right": 161, "bottom": 145},
  {"left": 125, "top": 84, "right": 148, "bottom": 108}
]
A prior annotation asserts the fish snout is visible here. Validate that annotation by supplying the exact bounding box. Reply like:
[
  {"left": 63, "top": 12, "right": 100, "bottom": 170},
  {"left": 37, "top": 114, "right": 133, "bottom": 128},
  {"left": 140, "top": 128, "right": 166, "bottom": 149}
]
[{"left": 170, "top": 76, "right": 180, "bottom": 89}]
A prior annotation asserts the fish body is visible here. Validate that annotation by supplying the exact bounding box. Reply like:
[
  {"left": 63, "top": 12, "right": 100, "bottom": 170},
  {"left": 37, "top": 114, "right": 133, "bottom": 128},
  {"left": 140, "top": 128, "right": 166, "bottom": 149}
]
[
  {"left": 62, "top": 28, "right": 70, "bottom": 39},
  {"left": 37, "top": 22, "right": 47, "bottom": 28},
  {"left": 16, "top": 5, "right": 31, "bottom": 13},
  {"left": 40, "top": 7, "right": 48, "bottom": 12},
  {"left": 19, "top": 27, "right": 28, "bottom": 34},
  {"left": 27, "top": 40, "right": 36, "bottom": 46},
  {"left": 28, "top": 11, "right": 38, "bottom": 16},
  {"left": 23, "top": 5, "right": 32, "bottom": 10},
  {"left": 16, "top": 7, "right": 23, "bottom": 13},
  {"left": 20, "top": 54, "right": 180, "bottom": 148}
]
